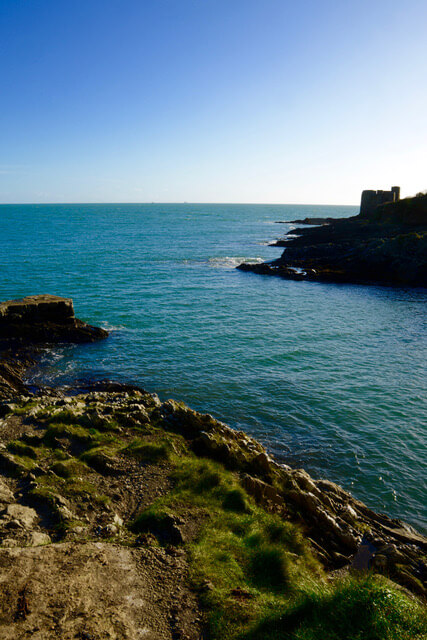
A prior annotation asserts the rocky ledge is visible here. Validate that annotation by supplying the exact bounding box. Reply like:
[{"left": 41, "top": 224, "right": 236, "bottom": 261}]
[
  {"left": 0, "top": 298, "right": 425, "bottom": 639},
  {"left": 238, "top": 194, "right": 427, "bottom": 287},
  {"left": 0, "top": 295, "right": 108, "bottom": 345},
  {"left": 0, "top": 295, "right": 108, "bottom": 400}
]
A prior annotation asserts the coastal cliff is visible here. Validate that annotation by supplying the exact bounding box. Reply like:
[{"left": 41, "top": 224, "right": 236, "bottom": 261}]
[
  {"left": 237, "top": 193, "right": 427, "bottom": 287},
  {"left": 0, "top": 297, "right": 425, "bottom": 639}
]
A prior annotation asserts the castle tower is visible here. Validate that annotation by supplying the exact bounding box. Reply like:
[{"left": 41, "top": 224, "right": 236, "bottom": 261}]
[{"left": 360, "top": 186, "right": 401, "bottom": 216}]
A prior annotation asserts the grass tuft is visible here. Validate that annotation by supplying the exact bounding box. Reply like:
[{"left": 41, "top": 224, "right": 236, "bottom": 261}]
[
  {"left": 222, "top": 488, "right": 250, "bottom": 513},
  {"left": 51, "top": 458, "right": 88, "bottom": 479},
  {"left": 79, "top": 446, "right": 118, "bottom": 473},
  {"left": 123, "top": 438, "right": 171, "bottom": 462},
  {"left": 249, "top": 547, "right": 290, "bottom": 592},
  {"left": 7, "top": 440, "right": 38, "bottom": 460}
]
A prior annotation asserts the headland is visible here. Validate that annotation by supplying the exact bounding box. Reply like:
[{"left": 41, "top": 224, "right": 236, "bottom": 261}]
[{"left": 238, "top": 191, "right": 427, "bottom": 287}]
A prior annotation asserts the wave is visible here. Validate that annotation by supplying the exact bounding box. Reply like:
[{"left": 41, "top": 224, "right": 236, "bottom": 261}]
[
  {"left": 208, "top": 256, "right": 264, "bottom": 269},
  {"left": 101, "top": 321, "right": 128, "bottom": 332}
]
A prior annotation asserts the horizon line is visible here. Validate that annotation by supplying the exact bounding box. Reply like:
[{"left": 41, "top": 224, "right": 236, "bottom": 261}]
[{"left": 0, "top": 201, "right": 359, "bottom": 207}]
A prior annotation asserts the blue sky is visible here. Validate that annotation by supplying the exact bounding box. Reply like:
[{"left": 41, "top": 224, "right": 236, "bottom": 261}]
[{"left": 1, "top": 0, "right": 426, "bottom": 204}]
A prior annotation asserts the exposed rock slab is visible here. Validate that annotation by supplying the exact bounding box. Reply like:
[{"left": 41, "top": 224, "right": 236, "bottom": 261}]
[
  {"left": 0, "top": 542, "right": 200, "bottom": 639},
  {"left": 0, "top": 295, "right": 74, "bottom": 324}
]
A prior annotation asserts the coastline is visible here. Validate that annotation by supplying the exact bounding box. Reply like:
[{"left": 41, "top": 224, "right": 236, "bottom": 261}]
[{"left": 0, "top": 295, "right": 426, "bottom": 637}]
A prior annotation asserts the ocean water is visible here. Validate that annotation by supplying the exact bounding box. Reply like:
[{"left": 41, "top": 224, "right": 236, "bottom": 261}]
[{"left": 0, "top": 203, "right": 426, "bottom": 533}]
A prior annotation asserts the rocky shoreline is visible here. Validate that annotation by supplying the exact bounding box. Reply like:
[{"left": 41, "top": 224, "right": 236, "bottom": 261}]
[
  {"left": 0, "top": 296, "right": 425, "bottom": 638},
  {"left": 238, "top": 194, "right": 427, "bottom": 287}
]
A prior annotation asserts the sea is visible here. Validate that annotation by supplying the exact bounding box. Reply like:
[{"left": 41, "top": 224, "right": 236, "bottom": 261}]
[{"left": 0, "top": 203, "right": 426, "bottom": 533}]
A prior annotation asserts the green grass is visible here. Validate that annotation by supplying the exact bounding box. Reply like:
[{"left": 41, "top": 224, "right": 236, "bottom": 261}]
[
  {"left": 222, "top": 488, "right": 251, "bottom": 513},
  {"left": 44, "top": 409, "right": 83, "bottom": 425},
  {"left": 11, "top": 400, "right": 39, "bottom": 415},
  {"left": 131, "top": 455, "right": 426, "bottom": 640},
  {"left": 79, "top": 445, "right": 119, "bottom": 473},
  {"left": 65, "top": 477, "right": 110, "bottom": 505},
  {"left": 52, "top": 449, "right": 71, "bottom": 461},
  {"left": 51, "top": 458, "right": 88, "bottom": 478},
  {"left": 249, "top": 547, "right": 291, "bottom": 592},
  {"left": 42, "top": 422, "right": 121, "bottom": 451},
  {"left": 132, "top": 457, "right": 317, "bottom": 635},
  {"left": 38, "top": 407, "right": 121, "bottom": 433},
  {"left": 242, "top": 575, "right": 427, "bottom": 640},
  {"left": 29, "top": 469, "right": 110, "bottom": 514},
  {"left": 123, "top": 438, "right": 172, "bottom": 462},
  {"left": 7, "top": 440, "right": 38, "bottom": 459},
  {"left": 42, "top": 422, "right": 95, "bottom": 447},
  {"left": 132, "top": 506, "right": 174, "bottom": 534},
  {"left": 29, "top": 483, "right": 60, "bottom": 510}
]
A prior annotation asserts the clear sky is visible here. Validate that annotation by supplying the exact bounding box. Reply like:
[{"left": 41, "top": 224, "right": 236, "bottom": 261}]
[{"left": 1, "top": 0, "right": 426, "bottom": 204}]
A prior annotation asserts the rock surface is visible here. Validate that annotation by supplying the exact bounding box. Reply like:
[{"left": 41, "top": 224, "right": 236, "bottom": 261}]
[{"left": 0, "top": 542, "right": 199, "bottom": 639}]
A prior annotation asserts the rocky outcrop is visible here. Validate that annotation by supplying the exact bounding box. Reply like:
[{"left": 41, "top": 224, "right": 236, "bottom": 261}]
[
  {"left": 0, "top": 349, "right": 36, "bottom": 400},
  {"left": 0, "top": 295, "right": 108, "bottom": 400},
  {"left": 0, "top": 295, "right": 108, "bottom": 345},
  {"left": 238, "top": 195, "right": 427, "bottom": 287}
]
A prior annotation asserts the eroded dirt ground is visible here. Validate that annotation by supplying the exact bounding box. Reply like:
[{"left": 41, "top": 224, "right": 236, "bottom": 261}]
[{"left": 0, "top": 542, "right": 201, "bottom": 640}]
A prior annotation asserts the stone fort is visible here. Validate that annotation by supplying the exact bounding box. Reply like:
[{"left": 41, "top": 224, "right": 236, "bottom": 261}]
[{"left": 360, "top": 186, "right": 400, "bottom": 217}]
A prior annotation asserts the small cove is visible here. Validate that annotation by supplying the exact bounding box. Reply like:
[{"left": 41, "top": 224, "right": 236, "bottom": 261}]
[{"left": 0, "top": 203, "right": 426, "bottom": 532}]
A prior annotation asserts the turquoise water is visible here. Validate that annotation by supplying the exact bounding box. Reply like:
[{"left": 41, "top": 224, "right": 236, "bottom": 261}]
[{"left": 0, "top": 203, "right": 426, "bottom": 532}]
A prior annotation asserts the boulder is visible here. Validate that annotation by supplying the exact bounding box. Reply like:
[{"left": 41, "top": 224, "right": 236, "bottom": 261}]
[
  {"left": 3, "top": 504, "right": 38, "bottom": 529},
  {"left": 0, "top": 479, "right": 14, "bottom": 504}
]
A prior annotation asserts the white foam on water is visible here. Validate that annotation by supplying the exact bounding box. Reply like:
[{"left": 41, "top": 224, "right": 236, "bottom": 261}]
[
  {"left": 288, "top": 266, "right": 307, "bottom": 275},
  {"left": 208, "top": 256, "right": 264, "bottom": 269},
  {"left": 101, "top": 321, "right": 127, "bottom": 331}
]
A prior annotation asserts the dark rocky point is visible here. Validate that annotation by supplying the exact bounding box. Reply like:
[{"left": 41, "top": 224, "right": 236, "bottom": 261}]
[{"left": 239, "top": 192, "right": 427, "bottom": 287}]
